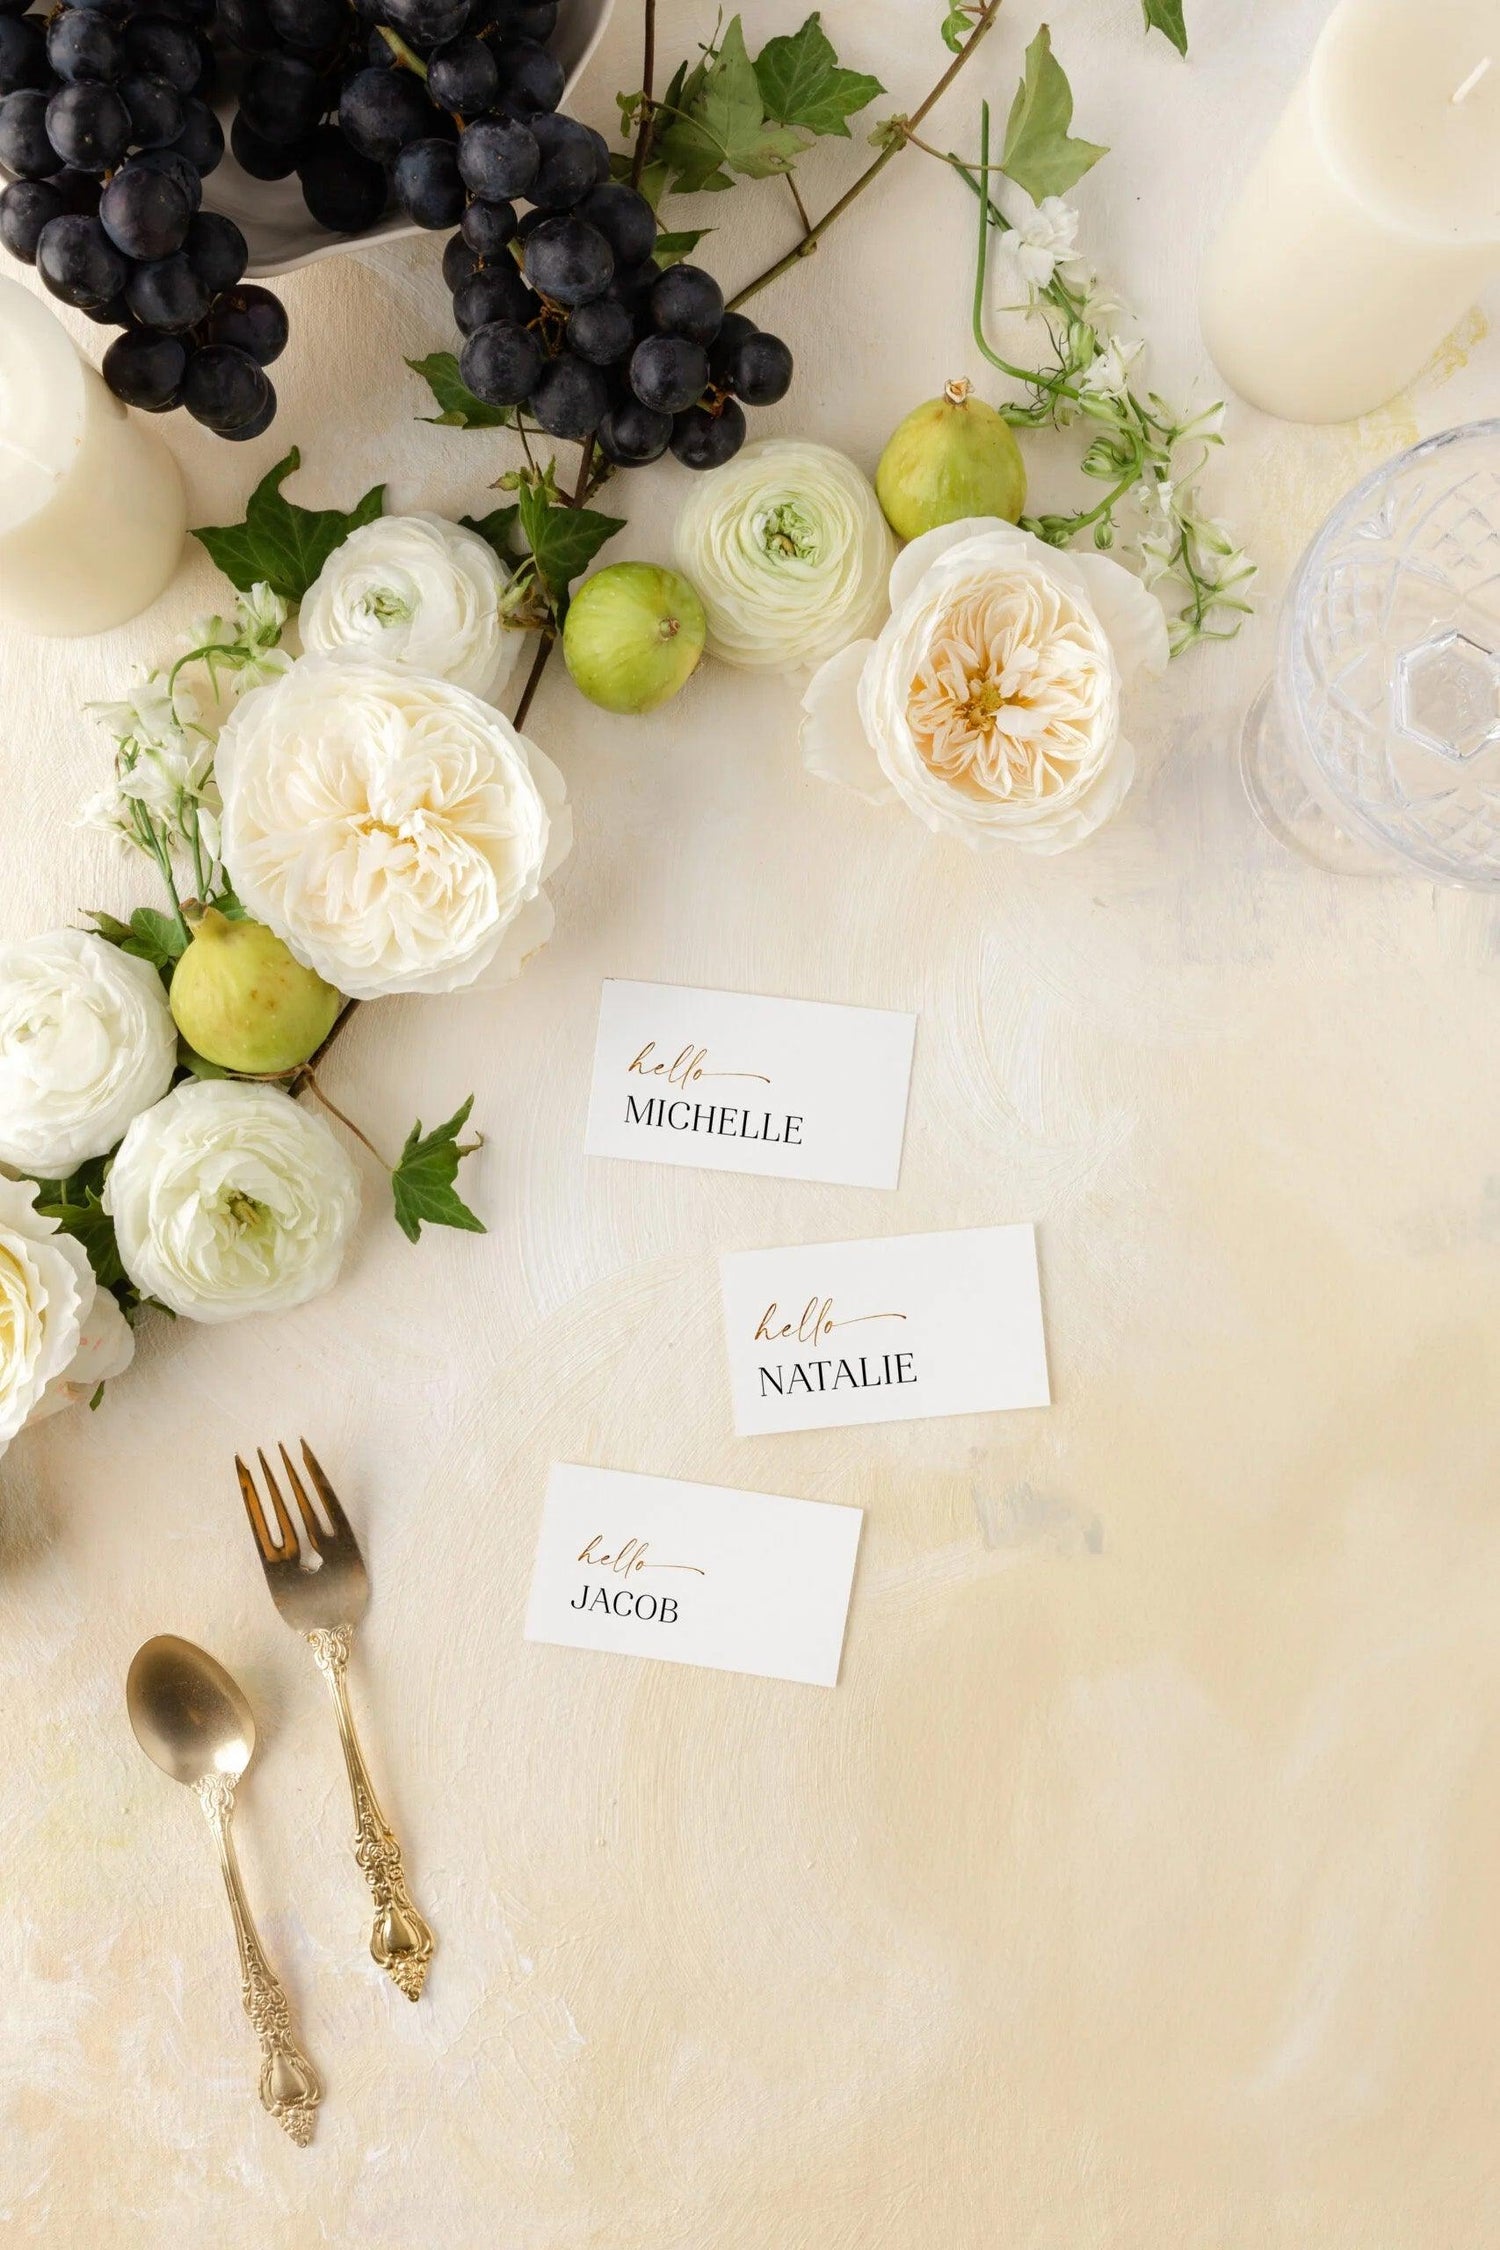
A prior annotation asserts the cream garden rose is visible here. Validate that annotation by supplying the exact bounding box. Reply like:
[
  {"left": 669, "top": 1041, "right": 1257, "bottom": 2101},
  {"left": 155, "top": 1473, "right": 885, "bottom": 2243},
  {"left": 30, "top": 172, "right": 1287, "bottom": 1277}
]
[
  {"left": 105, "top": 1081, "right": 361, "bottom": 1324},
  {"left": 0, "top": 1177, "right": 133, "bottom": 1457},
  {"left": 799, "top": 517, "right": 1169, "bottom": 853},
  {"left": 215, "top": 654, "right": 571, "bottom": 1001},
  {"left": 673, "top": 439, "right": 895, "bottom": 670},
  {"left": 0, "top": 930, "right": 177, "bottom": 1177},
  {"left": 298, "top": 514, "right": 519, "bottom": 701}
]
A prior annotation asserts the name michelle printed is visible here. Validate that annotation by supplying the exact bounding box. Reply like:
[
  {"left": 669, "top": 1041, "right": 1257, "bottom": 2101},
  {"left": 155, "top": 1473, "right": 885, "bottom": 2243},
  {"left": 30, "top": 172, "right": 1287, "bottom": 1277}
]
[{"left": 622, "top": 1040, "right": 803, "bottom": 1147}]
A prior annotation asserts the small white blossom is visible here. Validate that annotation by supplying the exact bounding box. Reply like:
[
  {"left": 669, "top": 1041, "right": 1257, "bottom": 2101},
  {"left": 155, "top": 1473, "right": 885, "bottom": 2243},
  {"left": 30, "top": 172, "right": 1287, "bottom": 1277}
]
[
  {"left": 1079, "top": 336, "right": 1144, "bottom": 403},
  {"left": 994, "top": 187, "right": 1084, "bottom": 295}
]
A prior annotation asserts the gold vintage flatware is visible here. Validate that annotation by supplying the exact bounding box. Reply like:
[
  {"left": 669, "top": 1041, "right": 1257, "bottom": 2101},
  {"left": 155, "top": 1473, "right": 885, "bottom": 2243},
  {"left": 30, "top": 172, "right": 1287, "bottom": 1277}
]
[
  {"left": 235, "top": 1442, "right": 434, "bottom": 2002},
  {"left": 125, "top": 1634, "right": 322, "bottom": 2146}
]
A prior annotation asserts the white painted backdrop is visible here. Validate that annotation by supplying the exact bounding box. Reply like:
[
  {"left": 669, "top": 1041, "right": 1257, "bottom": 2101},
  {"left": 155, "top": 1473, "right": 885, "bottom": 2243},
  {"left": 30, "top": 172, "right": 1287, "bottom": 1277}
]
[{"left": 2, "top": 3, "right": 1499, "bottom": 2243}]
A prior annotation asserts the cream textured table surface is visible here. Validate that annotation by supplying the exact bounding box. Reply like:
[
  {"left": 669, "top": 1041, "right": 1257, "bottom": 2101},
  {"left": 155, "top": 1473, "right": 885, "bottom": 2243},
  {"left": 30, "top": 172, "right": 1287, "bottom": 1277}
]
[{"left": 3, "top": 4, "right": 1499, "bottom": 2244}]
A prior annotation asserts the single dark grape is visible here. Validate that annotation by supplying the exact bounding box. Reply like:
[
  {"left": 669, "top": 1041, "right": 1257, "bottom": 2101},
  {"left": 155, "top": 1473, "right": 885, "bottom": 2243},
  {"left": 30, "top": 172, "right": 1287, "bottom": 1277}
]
[
  {"left": 47, "top": 12, "right": 123, "bottom": 85},
  {"left": 458, "top": 317, "right": 541, "bottom": 406},
  {"left": 650, "top": 262, "right": 723, "bottom": 346},
  {"left": 596, "top": 395, "right": 671, "bottom": 467},
  {"left": 576, "top": 182, "right": 655, "bottom": 268},
  {"left": 526, "top": 113, "right": 599, "bottom": 211},
  {"left": 219, "top": 376, "right": 276, "bottom": 439},
  {"left": 496, "top": 38, "right": 563, "bottom": 115},
  {"left": 298, "top": 126, "right": 387, "bottom": 233},
  {"left": 119, "top": 73, "right": 184, "bottom": 148},
  {"left": 610, "top": 255, "right": 660, "bottom": 316},
  {"left": 45, "top": 82, "right": 133, "bottom": 171},
  {"left": 153, "top": 0, "right": 216, "bottom": 23},
  {"left": 51, "top": 164, "right": 103, "bottom": 211},
  {"left": 182, "top": 341, "right": 269, "bottom": 430},
  {"left": 459, "top": 196, "right": 515, "bottom": 257},
  {"left": 512, "top": 0, "right": 557, "bottom": 38},
  {"left": 99, "top": 159, "right": 192, "bottom": 258},
  {"left": 522, "top": 213, "right": 612, "bottom": 307},
  {"left": 441, "top": 228, "right": 478, "bottom": 292},
  {"left": 0, "top": 14, "right": 46, "bottom": 96},
  {"left": 725, "top": 329, "right": 793, "bottom": 405},
  {"left": 706, "top": 308, "right": 755, "bottom": 380},
  {"left": 126, "top": 248, "right": 210, "bottom": 329},
  {"left": 204, "top": 280, "right": 288, "bottom": 364},
  {"left": 628, "top": 332, "right": 708, "bottom": 415},
  {"left": 514, "top": 203, "right": 547, "bottom": 240},
  {"left": 169, "top": 96, "right": 223, "bottom": 173},
  {"left": 0, "top": 176, "right": 64, "bottom": 262},
  {"left": 217, "top": 0, "right": 273, "bottom": 50},
  {"left": 428, "top": 35, "right": 499, "bottom": 115},
  {"left": 0, "top": 0, "right": 34, "bottom": 16},
  {"left": 584, "top": 125, "right": 609, "bottom": 182},
  {"left": 229, "top": 111, "right": 300, "bottom": 179},
  {"left": 671, "top": 398, "right": 746, "bottom": 470},
  {"left": 35, "top": 212, "right": 127, "bottom": 306},
  {"left": 265, "top": 0, "right": 344, "bottom": 53},
  {"left": 337, "top": 66, "right": 431, "bottom": 163},
  {"left": 131, "top": 143, "right": 201, "bottom": 207},
  {"left": 452, "top": 259, "right": 534, "bottom": 332},
  {"left": 567, "top": 295, "right": 633, "bottom": 366},
  {"left": 238, "top": 52, "right": 323, "bottom": 143},
  {"left": 393, "top": 136, "right": 465, "bottom": 228},
  {"left": 0, "top": 89, "right": 60, "bottom": 178},
  {"left": 384, "top": 0, "right": 472, "bottom": 43},
  {"left": 184, "top": 208, "right": 247, "bottom": 292},
  {"left": 528, "top": 351, "right": 607, "bottom": 440},
  {"left": 456, "top": 116, "right": 537, "bottom": 200},
  {"left": 81, "top": 288, "right": 133, "bottom": 323},
  {"left": 102, "top": 324, "right": 187, "bottom": 409},
  {"left": 122, "top": 14, "right": 199, "bottom": 90}
]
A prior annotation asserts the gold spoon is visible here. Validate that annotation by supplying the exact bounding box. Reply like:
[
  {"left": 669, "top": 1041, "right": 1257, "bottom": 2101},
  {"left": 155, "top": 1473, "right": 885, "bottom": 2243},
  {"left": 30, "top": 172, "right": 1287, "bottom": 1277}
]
[{"left": 125, "top": 1634, "right": 322, "bottom": 2146}]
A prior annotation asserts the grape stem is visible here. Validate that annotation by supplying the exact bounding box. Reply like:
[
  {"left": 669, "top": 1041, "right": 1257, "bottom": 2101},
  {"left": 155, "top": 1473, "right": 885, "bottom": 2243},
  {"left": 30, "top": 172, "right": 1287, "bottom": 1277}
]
[
  {"left": 510, "top": 435, "right": 598, "bottom": 731},
  {"left": 726, "top": 0, "right": 1006, "bottom": 312},
  {"left": 629, "top": 0, "right": 657, "bottom": 189}
]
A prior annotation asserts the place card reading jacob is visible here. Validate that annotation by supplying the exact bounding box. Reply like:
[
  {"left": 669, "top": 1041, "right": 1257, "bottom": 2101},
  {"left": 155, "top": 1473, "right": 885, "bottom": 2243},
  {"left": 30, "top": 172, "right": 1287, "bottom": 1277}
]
[
  {"left": 524, "top": 1464, "right": 863, "bottom": 1688},
  {"left": 584, "top": 980, "right": 916, "bottom": 1188},
  {"left": 719, "top": 1224, "right": 1050, "bottom": 1436}
]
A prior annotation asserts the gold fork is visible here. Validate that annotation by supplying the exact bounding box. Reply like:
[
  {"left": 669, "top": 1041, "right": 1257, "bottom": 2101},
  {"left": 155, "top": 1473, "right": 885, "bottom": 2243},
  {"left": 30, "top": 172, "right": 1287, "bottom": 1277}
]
[{"left": 235, "top": 1442, "right": 435, "bottom": 2002}]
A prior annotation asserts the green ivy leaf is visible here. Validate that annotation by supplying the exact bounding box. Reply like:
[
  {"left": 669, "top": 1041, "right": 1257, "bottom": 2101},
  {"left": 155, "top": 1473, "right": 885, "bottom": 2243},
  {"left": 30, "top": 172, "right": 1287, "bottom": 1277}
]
[
  {"left": 87, "top": 905, "right": 188, "bottom": 974},
  {"left": 407, "top": 351, "right": 516, "bottom": 430},
  {"left": 1142, "top": 0, "right": 1188, "bottom": 55},
  {"left": 939, "top": 4, "right": 972, "bottom": 52},
  {"left": 754, "top": 12, "right": 883, "bottom": 139},
  {"left": 656, "top": 16, "right": 805, "bottom": 192},
  {"left": 516, "top": 482, "right": 625, "bottom": 612},
  {"left": 391, "top": 1098, "right": 487, "bottom": 1244},
  {"left": 652, "top": 227, "right": 711, "bottom": 267},
  {"left": 1000, "top": 25, "right": 1108, "bottom": 203},
  {"left": 30, "top": 1158, "right": 135, "bottom": 1308},
  {"left": 460, "top": 505, "right": 523, "bottom": 565},
  {"left": 191, "top": 449, "right": 386, "bottom": 602}
]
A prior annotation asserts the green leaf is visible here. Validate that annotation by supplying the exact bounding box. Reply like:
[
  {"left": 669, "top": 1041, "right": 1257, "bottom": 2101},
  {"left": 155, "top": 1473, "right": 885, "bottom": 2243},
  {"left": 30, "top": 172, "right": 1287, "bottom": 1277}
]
[
  {"left": 176, "top": 1037, "right": 231, "bottom": 1080},
  {"left": 29, "top": 1158, "right": 136, "bottom": 1308},
  {"left": 1142, "top": 0, "right": 1188, "bottom": 55},
  {"left": 939, "top": 4, "right": 972, "bottom": 52},
  {"left": 754, "top": 12, "right": 883, "bottom": 139},
  {"left": 407, "top": 351, "right": 516, "bottom": 430},
  {"left": 652, "top": 226, "right": 711, "bottom": 267},
  {"left": 657, "top": 16, "right": 805, "bottom": 192},
  {"left": 87, "top": 905, "right": 188, "bottom": 972},
  {"left": 1000, "top": 25, "right": 1108, "bottom": 203},
  {"left": 516, "top": 482, "right": 625, "bottom": 611},
  {"left": 459, "top": 505, "right": 522, "bottom": 564},
  {"left": 191, "top": 448, "right": 386, "bottom": 602},
  {"left": 391, "top": 1098, "right": 487, "bottom": 1244}
]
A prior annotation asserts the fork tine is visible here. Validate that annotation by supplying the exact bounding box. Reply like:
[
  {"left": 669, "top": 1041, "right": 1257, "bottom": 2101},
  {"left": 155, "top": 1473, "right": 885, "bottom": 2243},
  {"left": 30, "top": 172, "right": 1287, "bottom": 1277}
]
[
  {"left": 235, "top": 1453, "right": 286, "bottom": 1562},
  {"left": 255, "top": 1447, "right": 301, "bottom": 1561},
  {"left": 299, "top": 1440, "right": 356, "bottom": 1545},
  {"left": 278, "top": 1442, "right": 325, "bottom": 1552}
]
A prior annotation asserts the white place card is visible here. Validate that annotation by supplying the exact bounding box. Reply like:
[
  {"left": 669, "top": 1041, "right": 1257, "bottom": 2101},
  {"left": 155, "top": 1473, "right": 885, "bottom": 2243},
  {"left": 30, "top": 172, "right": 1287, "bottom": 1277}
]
[
  {"left": 524, "top": 1463, "right": 862, "bottom": 1688},
  {"left": 719, "top": 1224, "right": 1050, "bottom": 1436},
  {"left": 584, "top": 979, "right": 916, "bottom": 1188}
]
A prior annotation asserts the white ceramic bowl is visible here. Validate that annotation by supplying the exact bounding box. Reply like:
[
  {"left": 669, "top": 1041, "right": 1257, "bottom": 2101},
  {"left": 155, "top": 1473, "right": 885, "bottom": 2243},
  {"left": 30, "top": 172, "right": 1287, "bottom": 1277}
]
[{"left": 206, "top": 0, "right": 616, "bottom": 279}]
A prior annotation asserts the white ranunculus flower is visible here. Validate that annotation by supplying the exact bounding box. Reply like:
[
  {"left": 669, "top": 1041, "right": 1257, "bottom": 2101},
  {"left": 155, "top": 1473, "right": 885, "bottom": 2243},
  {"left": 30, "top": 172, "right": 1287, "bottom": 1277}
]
[
  {"left": 0, "top": 931, "right": 178, "bottom": 1177},
  {"left": 799, "top": 518, "right": 1169, "bottom": 854},
  {"left": 105, "top": 1081, "right": 360, "bottom": 1324},
  {"left": 673, "top": 439, "right": 895, "bottom": 671},
  {"left": 299, "top": 515, "right": 520, "bottom": 701},
  {"left": 215, "top": 654, "right": 571, "bottom": 1002},
  {"left": 0, "top": 1177, "right": 133, "bottom": 1457}
]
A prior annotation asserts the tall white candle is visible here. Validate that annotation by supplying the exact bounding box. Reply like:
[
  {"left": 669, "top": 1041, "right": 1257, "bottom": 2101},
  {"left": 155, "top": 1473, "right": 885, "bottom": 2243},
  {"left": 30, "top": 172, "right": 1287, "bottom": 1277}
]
[
  {"left": 1201, "top": 0, "right": 1500, "bottom": 424},
  {"left": 0, "top": 277, "right": 186, "bottom": 636}
]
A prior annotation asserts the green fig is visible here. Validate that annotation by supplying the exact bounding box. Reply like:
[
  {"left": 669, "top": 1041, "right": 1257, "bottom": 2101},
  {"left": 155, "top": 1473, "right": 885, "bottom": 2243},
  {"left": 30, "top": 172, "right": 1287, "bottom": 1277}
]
[
  {"left": 562, "top": 562, "right": 706, "bottom": 715},
  {"left": 169, "top": 908, "right": 341, "bottom": 1075},
  {"left": 876, "top": 377, "right": 1027, "bottom": 542}
]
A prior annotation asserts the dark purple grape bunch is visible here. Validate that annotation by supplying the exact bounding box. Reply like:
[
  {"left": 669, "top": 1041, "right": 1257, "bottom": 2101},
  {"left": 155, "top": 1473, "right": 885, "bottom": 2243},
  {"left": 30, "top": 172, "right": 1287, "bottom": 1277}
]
[{"left": 0, "top": 0, "right": 285, "bottom": 438}]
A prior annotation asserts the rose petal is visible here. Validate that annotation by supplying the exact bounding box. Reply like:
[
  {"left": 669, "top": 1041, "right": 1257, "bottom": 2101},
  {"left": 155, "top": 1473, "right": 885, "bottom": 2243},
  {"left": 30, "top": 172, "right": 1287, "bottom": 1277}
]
[
  {"left": 1070, "top": 552, "right": 1171, "bottom": 683},
  {"left": 886, "top": 516, "right": 1035, "bottom": 610},
  {"left": 798, "top": 641, "right": 891, "bottom": 803}
]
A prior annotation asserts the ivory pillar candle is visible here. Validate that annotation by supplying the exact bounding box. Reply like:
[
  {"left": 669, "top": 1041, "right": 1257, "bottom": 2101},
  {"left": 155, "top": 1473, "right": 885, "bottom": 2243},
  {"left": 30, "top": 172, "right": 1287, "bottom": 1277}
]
[
  {"left": 1201, "top": 0, "right": 1500, "bottom": 423},
  {"left": 0, "top": 277, "right": 186, "bottom": 636}
]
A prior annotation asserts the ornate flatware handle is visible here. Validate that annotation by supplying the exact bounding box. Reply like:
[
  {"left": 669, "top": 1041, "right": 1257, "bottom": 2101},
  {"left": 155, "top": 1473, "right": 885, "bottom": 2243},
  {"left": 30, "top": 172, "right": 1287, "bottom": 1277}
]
[
  {"left": 196, "top": 1775, "right": 322, "bottom": 2146},
  {"left": 307, "top": 1627, "right": 435, "bottom": 2002}
]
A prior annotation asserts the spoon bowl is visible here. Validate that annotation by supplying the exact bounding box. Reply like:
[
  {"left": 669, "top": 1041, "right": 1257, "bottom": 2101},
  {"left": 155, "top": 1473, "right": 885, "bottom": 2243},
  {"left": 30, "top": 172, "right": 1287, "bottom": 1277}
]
[{"left": 126, "top": 1634, "right": 256, "bottom": 1789}]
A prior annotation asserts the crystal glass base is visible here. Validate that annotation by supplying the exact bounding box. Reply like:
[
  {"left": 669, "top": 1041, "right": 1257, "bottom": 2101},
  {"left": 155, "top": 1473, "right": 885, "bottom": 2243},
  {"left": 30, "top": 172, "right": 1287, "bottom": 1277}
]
[{"left": 1239, "top": 683, "right": 1398, "bottom": 876}]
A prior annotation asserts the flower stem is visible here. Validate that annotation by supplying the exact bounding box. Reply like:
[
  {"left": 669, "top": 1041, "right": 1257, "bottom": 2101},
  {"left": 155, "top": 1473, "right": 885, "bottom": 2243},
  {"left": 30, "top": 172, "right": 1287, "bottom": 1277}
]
[
  {"left": 727, "top": 0, "right": 1006, "bottom": 311},
  {"left": 630, "top": 0, "right": 657, "bottom": 189},
  {"left": 301, "top": 1071, "right": 391, "bottom": 1170}
]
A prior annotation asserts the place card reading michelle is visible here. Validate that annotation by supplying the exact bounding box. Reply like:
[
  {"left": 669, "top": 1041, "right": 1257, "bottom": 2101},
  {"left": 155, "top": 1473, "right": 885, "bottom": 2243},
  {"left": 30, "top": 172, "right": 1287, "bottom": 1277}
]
[
  {"left": 524, "top": 1463, "right": 863, "bottom": 1688},
  {"left": 719, "top": 1224, "right": 1050, "bottom": 1436},
  {"left": 584, "top": 979, "right": 916, "bottom": 1188}
]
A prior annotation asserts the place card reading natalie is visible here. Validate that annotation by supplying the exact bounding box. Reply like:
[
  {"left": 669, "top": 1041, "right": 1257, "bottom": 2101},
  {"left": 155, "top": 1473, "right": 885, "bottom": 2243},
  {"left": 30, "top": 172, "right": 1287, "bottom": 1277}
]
[
  {"left": 719, "top": 1224, "right": 1050, "bottom": 1436},
  {"left": 524, "top": 1463, "right": 863, "bottom": 1688},
  {"left": 584, "top": 979, "right": 917, "bottom": 1188}
]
